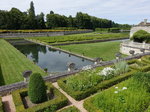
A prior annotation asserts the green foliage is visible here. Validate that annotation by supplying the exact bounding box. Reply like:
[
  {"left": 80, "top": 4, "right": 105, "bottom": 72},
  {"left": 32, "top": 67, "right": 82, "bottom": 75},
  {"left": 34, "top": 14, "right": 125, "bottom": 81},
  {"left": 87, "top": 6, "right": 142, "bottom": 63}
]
[
  {"left": 66, "top": 71, "right": 103, "bottom": 91},
  {"left": 114, "top": 61, "right": 129, "bottom": 75},
  {"left": 57, "top": 106, "right": 80, "bottom": 112},
  {"left": 28, "top": 73, "right": 47, "bottom": 104},
  {"left": 109, "top": 28, "right": 120, "bottom": 33},
  {"left": 12, "top": 83, "right": 68, "bottom": 112},
  {"left": 84, "top": 72, "right": 150, "bottom": 112},
  {"left": 131, "top": 30, "right": 150, "bottom": 42},
  {"left": 58, "top": 70, "right": 135, "bottom": 100}
]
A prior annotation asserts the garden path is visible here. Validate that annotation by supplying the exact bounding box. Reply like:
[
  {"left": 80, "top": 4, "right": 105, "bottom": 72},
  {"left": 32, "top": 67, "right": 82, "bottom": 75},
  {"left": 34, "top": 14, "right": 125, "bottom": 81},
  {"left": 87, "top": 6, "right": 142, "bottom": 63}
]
[
  {"left": 53, "top": 82, "right": 87, "bottom": 112},
  {"left": 2, "top": 95, "right": 16, "bottom": 112}
]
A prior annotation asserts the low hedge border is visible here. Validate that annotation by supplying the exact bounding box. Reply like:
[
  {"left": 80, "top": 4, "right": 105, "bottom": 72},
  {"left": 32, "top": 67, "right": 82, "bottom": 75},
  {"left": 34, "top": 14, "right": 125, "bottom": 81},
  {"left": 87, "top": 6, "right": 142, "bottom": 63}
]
[
  {"left": 57, "top": 106, "right": 80, "bottom": 112},
  {"left": 0, "top": 97, "right": 4, "bottom": 112},
  {"left": 12, "top": 83, "right": 68, "bottom": 112},
  {"left": 57, "top": 70, "right": 136, "bottom": 101},
  {"left": 141, "top": 56, "right": 150, "bottom": 64}
]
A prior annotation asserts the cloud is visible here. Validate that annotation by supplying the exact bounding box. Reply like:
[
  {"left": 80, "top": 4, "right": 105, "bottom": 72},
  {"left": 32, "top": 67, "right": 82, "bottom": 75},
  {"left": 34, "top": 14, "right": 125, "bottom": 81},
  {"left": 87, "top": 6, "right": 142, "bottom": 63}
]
[{"left": 0, "top": 0, "right": 150, "bottom": 24}]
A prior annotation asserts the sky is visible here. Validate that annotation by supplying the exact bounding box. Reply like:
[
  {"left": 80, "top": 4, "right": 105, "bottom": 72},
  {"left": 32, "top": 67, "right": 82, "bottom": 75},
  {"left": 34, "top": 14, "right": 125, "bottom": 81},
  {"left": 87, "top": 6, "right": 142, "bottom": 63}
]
[{"left": 0, "top": 0, "right": 150, "bottom": 25}]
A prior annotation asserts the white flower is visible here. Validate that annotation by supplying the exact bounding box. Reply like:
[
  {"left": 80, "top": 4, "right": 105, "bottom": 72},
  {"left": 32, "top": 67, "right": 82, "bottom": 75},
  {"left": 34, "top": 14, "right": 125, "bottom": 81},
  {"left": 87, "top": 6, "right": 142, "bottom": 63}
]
[
  {"left": 99, "top": 67, "right": 115, "bottom": 76},
  {"left": 82, "top": 65, "right": 92, "bottom": 70},
  {"left": 115, "top": 86, "right": 118, "bottom": 89},
  {"left": 114, "top": 91, "right": 118, "bottom": 94},
  {"left": 122, "top": 87, "right": 127, "bottom": 90}
]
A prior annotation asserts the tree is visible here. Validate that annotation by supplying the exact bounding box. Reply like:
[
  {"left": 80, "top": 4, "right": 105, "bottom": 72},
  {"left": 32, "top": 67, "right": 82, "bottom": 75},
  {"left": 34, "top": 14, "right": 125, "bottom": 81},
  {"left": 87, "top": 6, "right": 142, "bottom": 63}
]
[
  {"left": 28, "top": 1, "right": 37, "bottom": 29},
  {"left": 28, "top": 73, "right": 47, "bottom": 104},
  {"left": 36, "top": 12, "right": 46, "bottom": 29}
]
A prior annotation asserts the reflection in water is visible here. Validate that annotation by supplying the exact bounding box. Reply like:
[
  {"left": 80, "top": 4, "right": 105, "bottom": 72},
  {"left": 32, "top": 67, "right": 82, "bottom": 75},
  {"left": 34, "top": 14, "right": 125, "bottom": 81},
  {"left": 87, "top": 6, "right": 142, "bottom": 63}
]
[{"left": 14, "top": 43, "right": 93, "bottom": 72}]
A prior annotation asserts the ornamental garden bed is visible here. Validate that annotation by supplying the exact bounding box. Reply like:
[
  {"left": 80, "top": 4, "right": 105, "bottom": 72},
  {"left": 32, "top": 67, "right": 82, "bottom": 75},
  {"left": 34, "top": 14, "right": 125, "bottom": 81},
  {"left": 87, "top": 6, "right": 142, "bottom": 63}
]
[
  {"left": 12, "top": 83, "right": 68, "bottom": 112},
  {"left": 128, "top": 59, "right": 150, "bottom": 72},
  {"left": 84, "top": 72, "right": 150, "bottom": 112},
  {"left": 57, "top": 106, "right": 80, "bottom": 112},
  {"left": 58, "top": 61, "right": 136, "bottom": 100}
]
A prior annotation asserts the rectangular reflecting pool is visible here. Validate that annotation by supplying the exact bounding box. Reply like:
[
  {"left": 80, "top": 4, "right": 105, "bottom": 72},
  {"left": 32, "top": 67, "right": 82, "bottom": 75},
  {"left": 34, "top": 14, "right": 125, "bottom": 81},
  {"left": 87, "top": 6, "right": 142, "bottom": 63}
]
[{"left": 8, "top": 39, "right": 93, "bottom": 73}]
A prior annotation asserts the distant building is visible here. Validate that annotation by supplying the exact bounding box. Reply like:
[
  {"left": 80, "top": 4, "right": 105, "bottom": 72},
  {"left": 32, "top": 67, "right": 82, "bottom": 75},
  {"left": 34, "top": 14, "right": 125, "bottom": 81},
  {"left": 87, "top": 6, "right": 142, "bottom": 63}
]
[
  {"left": 137, "top": 19, "right": 150, "bottom": 26},
  {"left": 130, "top": 19, "right": 150, "bottom": 37}
]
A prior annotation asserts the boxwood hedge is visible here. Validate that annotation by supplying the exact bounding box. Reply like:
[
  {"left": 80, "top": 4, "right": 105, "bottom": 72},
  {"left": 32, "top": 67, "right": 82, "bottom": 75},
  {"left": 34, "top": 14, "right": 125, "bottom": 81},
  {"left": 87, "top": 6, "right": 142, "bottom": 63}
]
[
  {"left": 57, "top": 106, "right": 80, "bottom": 112},
  {"left": 57, "top": 70, "right": 136, "bottom": 100},
  {"left": 12, "top": 83, "right": 68, "bottom": 112}
]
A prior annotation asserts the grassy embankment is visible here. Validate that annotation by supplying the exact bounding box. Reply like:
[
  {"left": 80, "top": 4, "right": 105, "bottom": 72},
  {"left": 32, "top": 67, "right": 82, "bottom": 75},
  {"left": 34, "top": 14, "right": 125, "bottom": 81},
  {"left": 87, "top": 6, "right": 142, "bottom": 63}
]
[
  {"left": 0, "top": 39, "right": 46, "bottom": 85},
  {"left": 58, "top": 41, "right": 123, "bottom": 61},
  {"left": 28, "top": 32, "right": 129, "bottom": 44}
]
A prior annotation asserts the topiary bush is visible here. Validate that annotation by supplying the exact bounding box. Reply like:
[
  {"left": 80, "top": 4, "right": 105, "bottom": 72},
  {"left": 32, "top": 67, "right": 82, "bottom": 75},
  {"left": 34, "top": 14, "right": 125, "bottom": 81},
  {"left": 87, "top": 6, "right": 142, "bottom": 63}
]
[
  {"left": 131, "top": 30, "right": 150, "bottom": 42},
  {"left": 28, "top": 73, "right": 47, "bottom": 104}
]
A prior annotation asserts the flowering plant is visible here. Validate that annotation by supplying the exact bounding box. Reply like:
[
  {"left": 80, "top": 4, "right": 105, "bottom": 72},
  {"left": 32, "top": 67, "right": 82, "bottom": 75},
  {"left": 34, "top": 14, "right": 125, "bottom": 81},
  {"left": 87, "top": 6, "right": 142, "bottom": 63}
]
[
  {"left": 82, "top": 65, "right": 92, "bottom": 70},
  {"left": 98, "top": 67, "right": 115, "bottom": 76}
]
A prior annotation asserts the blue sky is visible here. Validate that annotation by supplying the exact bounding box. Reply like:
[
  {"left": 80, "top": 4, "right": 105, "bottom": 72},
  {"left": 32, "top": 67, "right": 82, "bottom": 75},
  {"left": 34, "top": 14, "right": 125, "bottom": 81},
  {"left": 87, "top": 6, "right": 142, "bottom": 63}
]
[{"left": 0, "top": 0, "right": 150, "bottom": 24}]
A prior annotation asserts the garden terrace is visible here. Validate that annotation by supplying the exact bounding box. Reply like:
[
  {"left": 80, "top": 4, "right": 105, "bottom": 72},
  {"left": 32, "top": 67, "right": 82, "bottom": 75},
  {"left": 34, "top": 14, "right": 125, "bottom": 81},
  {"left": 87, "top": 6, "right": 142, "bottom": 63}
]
[
  {"left": 0, "top": 39, "right": 46, "bottom": 85},
  {"left": 84, "top": 72, "right": 150, "bottom": 112},
  {"left": 12, "top": 83, "right": 68, "bottom": 112},
  {"left": 57, "top": 41, "right": 123, "bottom": 61},
  {"left": 28, "top": 32, "right": 129, "bottom": 44},
  {"left": 57, "top": 63, "right": 136, "bottom": 100}
]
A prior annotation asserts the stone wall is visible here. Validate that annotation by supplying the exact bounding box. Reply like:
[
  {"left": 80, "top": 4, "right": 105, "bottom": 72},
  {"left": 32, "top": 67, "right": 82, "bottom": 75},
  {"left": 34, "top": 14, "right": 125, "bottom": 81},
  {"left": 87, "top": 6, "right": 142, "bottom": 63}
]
[
  {"left": 130, "top": 26, "right": 150, "bottom": 37},
  {"left": 0, "top": 52, "right": 149, "bottom": 96},
  {"left": 120, "top": 41, "right": 150, "bottom": 55},
  {"left": 0, "top": 30, "right": 93, "bottom": 38}
]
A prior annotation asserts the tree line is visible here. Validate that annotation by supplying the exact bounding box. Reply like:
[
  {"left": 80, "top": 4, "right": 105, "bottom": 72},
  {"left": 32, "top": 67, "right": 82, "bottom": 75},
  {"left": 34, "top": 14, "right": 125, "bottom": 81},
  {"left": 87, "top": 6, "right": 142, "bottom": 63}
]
[{"left": 0, "top": 1, "right": 130, "bottom": 30}]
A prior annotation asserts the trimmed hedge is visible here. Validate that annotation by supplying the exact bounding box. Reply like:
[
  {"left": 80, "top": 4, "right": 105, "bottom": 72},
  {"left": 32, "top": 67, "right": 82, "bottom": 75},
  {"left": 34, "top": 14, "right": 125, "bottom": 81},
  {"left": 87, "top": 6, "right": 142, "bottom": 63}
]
[
  {"left": 28, "top": 73, "right": 47, "bottom": 104},
  {"left": 12, "top": 83, "right": 68, "bottom": 112},
  {"left": 58, "top": 70, "right": 136, "bottom": 100},
  {"left": 131, "top": 30, "right": 150, "bottom": 42},
  {"left": 0, "top": 97, "right": 4, "bottom": 112},
  {"left": 141, "top": 56, "right": 150, "bottom": 64},
  {"left": 57, "top": 106, "right": 80, "bottom": 112}
]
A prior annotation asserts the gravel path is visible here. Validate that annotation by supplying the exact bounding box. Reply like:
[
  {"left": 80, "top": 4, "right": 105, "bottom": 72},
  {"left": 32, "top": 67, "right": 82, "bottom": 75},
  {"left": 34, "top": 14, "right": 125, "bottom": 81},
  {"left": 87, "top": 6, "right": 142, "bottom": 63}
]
[
  {"left": 2, "top": 95, "right": 16, "bottom": 112},
  {"left": 53, "top": 82, "right": 87, "bottom": 112}
]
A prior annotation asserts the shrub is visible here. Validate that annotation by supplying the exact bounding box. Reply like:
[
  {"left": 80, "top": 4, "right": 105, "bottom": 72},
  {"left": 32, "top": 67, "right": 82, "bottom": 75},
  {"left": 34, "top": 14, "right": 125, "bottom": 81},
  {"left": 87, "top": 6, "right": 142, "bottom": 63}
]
[
  {"left": 114, "top": 61, "right": 129, "bottom": 75},
  {"left": 28, "top": 73, "right": 47, "bottom": 104},
  {"left": 57, "top": 106, "right": 80, "bottom": 112},
  {"left": 12, "top": 83, "right": 68, "bottom": 112},
  {"left": 131, "top": 30, "right": 150, "bottom": 42},
  {"left": 66, "top": 71, "right": 103, "bottom": 91},
  {"left": 109, "top": 28, "right": 120, "bottom": 33}
]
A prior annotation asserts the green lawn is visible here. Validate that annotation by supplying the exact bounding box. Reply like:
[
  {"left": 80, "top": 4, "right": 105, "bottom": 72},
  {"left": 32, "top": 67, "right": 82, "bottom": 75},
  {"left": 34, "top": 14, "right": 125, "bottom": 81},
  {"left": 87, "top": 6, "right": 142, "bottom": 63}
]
[
  {"left": 84, "top": 72, "right": 150, "bottom": 112},
  {"left": 58, "top": 41, "right": 121, "bottom": 61},
  {"left": 28, "top": 32, "right": 129, "bottom": 44},
  {"left": 0, "top": 39, "right": 46, "bottom": 85}
]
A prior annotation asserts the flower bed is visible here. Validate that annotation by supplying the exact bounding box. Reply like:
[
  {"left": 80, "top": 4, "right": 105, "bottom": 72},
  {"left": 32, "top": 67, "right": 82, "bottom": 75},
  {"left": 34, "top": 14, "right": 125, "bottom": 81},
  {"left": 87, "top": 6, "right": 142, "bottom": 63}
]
[
  {"left": 12, "top": 83, "right": 68, "bottom": 112},
  {"left": 57, "top": 106, "right": 80, "bottom": 112},
  {"left": 58, "top": 62, "right": 135, "bottom": 100},
  {"left": 84, "top": 72, "right": 150, "bottom": 112}
]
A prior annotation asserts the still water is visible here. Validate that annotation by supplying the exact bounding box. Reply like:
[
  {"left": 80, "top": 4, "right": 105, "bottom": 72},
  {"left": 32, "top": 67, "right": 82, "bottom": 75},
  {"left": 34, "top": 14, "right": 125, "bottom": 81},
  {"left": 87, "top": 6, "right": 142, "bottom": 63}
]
[{"left": 12, "top": 41, "right": 93, "bottom": 72}]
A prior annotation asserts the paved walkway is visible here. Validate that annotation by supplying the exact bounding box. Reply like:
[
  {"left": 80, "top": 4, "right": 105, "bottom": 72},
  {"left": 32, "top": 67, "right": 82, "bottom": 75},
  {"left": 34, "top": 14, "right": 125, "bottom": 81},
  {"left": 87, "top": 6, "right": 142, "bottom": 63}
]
[
  {"left": 52, "top": 82, "right": 87, "bottom": 112},
  {"left": 2, "top": 95, "right": 16, "bottom": 112}
]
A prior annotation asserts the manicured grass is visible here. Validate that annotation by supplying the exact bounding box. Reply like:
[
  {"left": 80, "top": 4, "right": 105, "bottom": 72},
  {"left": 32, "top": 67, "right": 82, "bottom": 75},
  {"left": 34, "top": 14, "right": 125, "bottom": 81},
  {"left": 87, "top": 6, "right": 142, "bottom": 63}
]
[
  {"left": 84, "top": 72, "right": 150, "bottom": 112},
  {"left": 58, "top": 41, "right": 121, "bottom": 61},
  {"left": 0, "top": 39, "right": 46, "bottom": 85},
  {"left": 28, "top": 32, "right": 129, "bottom": 44}
]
